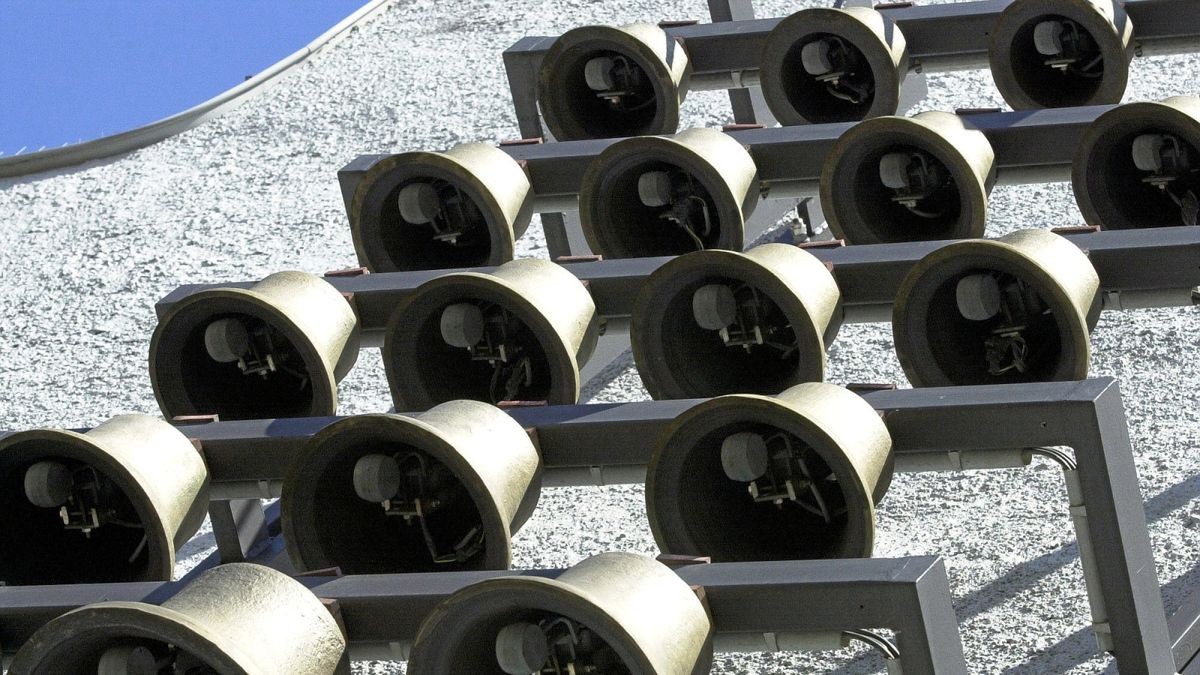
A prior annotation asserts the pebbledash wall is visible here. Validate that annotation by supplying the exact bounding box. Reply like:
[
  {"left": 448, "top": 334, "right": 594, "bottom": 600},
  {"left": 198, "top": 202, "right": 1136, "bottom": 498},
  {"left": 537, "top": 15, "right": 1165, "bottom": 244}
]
[{"left": 0, "top": 1, "right": 1197, "bottom": 673}]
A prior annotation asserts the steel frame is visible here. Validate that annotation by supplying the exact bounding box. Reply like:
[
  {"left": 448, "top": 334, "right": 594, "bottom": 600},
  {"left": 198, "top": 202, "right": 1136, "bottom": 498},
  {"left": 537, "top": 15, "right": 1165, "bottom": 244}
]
[
  {"left": 0, "top": 555, "right": 966, "bottom": 673},
  {"left": 156, "top": 226, "right": 1200, "bottom": 347},
  {"left": 2, "top": 379, "right": 1194, "bottom": 671},
  {"left": 501, "top": 0, "right": 1200, "bottom": 139},
  {"left": 338, "top": 103, "right": 1107, "bottom": 222}
]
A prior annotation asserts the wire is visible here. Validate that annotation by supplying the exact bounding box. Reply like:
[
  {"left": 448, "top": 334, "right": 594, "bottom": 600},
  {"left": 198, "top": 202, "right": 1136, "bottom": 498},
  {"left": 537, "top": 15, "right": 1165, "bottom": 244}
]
[{"left": 843, "top": 629, "right": 901, "bottom": 660}]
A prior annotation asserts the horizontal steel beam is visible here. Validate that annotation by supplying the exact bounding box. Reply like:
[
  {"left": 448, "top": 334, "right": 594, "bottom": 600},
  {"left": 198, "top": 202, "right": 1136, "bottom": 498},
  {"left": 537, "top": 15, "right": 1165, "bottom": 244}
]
[
  {"left": 1, "top": 378, "right": 1188, "bottom": 673},
  {"left": 0, "top": 556, "right": 967, "bottom": 672},
  {"left": 338, "top": 105, "right": 1106, "bottom": 216},
  {"left": 501, "top": 0, "right": 1200, "bottom": 94},
  {"left": 156, "top": 226, "right": 1200, "bottom": 346}
]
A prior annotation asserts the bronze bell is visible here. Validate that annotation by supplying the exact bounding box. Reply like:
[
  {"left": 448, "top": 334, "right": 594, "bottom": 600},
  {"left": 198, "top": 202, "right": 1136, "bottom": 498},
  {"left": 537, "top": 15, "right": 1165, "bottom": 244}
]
[
  {"left": 893, "top": 229, "right": 1101, "bottom": 387},
  {"left": 0, "top": 414, "right": 208, "bottom": 586},
  {"left": 578, "top": 127, "right": 759, "bottom": 258},
  {"left": 538, "top": 23, "right": 691, "bottom": 140},
  {"left": 150, "top": 271, "right": 360, "bottom": 420},
  {"left": 760, "top": 6, "right": 909, "bottom": 125},
  {"left": 281, "top": 400, "right": 542, "bottom": 575},
  {"left": 646, "top": 383, "right": 892, "bottom": 563},
  {"left": 408, "top": 552, "right": 713, "bottom": 675}
]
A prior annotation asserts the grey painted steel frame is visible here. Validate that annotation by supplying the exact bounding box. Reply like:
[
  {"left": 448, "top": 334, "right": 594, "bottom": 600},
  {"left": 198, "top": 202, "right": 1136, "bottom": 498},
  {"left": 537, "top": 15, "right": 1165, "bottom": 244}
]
[
  {"left": 6, "top": 380, "right": 1187, "bottom": 671},
  {"left": 156, "top": 226, "right": 1200, "bottom": 346},
  {"left": 502, "top": 0, "right": 1200, "bottom": 132},
  {"left": 338, "top": 105, "right": 1105, "bottom": 237},
  {"left": 0, "top": 556, "right": 965, "bottom": 673}
]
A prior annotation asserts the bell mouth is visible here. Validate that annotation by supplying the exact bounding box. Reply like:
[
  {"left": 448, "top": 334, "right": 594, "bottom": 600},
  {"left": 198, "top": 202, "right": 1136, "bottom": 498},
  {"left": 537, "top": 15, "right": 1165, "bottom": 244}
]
[
  {"left": 351, "top": 152, "right": 515, "bottom": 272},
  {"left": 151, "top": 291, "right": 334, "bottom": 421},
  {"left": 0, "top": 431, "right": 172, "bottom": 585},
  {"left": 647, "top": 396, "right": 875, "bottom": 563},
  {"left": 538, "top": 26, "right": 682, "bottom": 140},
  {"left": 894, "top": 242, "right": 1090, "bottom": 387},
  {"left": 385, "top": 274, "right": 580, "bottom": 410},
  {"left": 282, "top": 415, "right": 511, "bottom": 575}
]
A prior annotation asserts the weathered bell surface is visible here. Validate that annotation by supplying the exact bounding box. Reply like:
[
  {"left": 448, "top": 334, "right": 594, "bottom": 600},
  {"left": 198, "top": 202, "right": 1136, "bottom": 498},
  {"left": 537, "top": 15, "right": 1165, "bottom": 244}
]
[
  {"left": 1074, "top": 96, "right": 1200, "bottom": 229},
  {"left": 989, "top": 0, "right": 1133, "bottom": 109},
  {"left": 821, "top": 110, "right": 996, "bottom": 244},
  {"left": 8, "top": 563, "right": 348, "bottom": 675},
  {"left": 893, "top": 229, "right": 1101, "bottom": 387},
  {"left": 578, "top": 127, "right": 758, "bottom": 258},
  {"left": 0, "top": 414, "right": 208, "bottom": 585},
  {"left": 383, "top": 259, "right": 598, "bottom": 409},
  {"left": 281, "top": 400, "right": 541, "bottom": 575},
  {"left": 538, "top": 23, "right": 691, "bottom": 140},
  {"left": 760, "top": 6, "right": 909, "bottom": 125},
  {"left": 150, "top": 271, "right": 361, "bottom": 420},
  {"left": 349, "top": 143, "right": 534, "bottom": 272},
  {"left": 646, "top": 383, "right": 892, "bottom": 563},
  {"left": 408, "top": 552, "right": 713, "bottom": 675},
  {"left": 631, "top": 243, "right": 841, "bottom": 399}
]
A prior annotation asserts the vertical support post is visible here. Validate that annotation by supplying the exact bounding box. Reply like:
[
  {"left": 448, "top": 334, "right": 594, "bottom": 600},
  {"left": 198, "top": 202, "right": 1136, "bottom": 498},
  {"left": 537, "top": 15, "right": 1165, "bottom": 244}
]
[
  {"left": 1066, "top": 382, "right": 1175, "bottom": 674},
  {"left": 208, "top": 499, "right": 270, "bottom": 563},
  {"left": 894, "top": 558, "right": 969, "bottom": 674},
  {"left": 707, "top": 0, "right": 776, "bottom": 125}
]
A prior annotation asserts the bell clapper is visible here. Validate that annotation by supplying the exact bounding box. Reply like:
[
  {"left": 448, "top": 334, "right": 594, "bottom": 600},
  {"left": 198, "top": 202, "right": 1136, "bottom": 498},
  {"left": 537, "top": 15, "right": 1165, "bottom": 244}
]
[
  {"left": 721, "top": 431, "right": 844, "bottom": 522},
  {"left": 956, "top": 272, "right": 1052, "bottom": 376},
  {"left": 637, "top": 170, "right": 714, "bottom": 250},
  {"left": 584, "top": 54, "right": 653, "bottom": 113},
  {"left": 800, "top": 35, "right": 873, "bottom": 105},
  {"left": 204, "top": 317, "right": 308, "bottom": 387},
  {"left": 1032, "top": 18, "right": 1103, "bottom": 78},
  {"left": 879, "top": 150, "right": 953, "bottom": 219},
  {"left": 24, "top": 462, "right": 144, "bottom": 540},
  {"left": 397, "top": 180, "right": 485, "bottom": 246},
  {"left": 440, "top": 302, "right": 535, "bottom": 403},
  {"left": 1131, "top": 133, "right": 1199, "bottom": 227},
  {"left": 352, "top": 452, "right": 485, "bottom": 565},
  {"left": 496, "top": 616, "right": 619, "bottom": 675},
  {"left": 692, "top": 283, "right": 797, "bottom": 357}
]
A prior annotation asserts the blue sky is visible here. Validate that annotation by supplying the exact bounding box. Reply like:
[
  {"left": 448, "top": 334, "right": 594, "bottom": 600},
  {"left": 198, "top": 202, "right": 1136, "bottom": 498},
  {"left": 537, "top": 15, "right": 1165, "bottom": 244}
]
[{"left": 0, "top": 1, "right": 366, "bottom": 156}]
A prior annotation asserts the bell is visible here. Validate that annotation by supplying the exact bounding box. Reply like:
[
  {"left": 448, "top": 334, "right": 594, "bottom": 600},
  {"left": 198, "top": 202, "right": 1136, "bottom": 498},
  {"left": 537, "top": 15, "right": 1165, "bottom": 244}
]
[
  {"left": 893, "top": 229, "right": 1101, "bottom": 387},
  {"left": 280, "top": 400, "right": 541, "bottom": 575},
  {"left": 348, "top": 143, "right": 534, "bottom": 272},
  {"left": 989, "top": 0, "right": 1133, "bottom": 109},
  {"left": 578, "top": 127, "right": 759, "bottom": 258},
  {"left": 646, "top": 382, "right": 892, "bottom": 562},
  {"left": 150, "top": 271, "right": 361, "bottom": 421},
  {"left": 0, "top": 414, "right": 208, "bottom": 585},
  {"left": 383, "top": 259, "right": 598, "bottom": 409},
  {"left": 1074, "top": 96, "right": 1200, "bottom": 229},
  {"left": 408, "top": 552, "right": 712, "bottom": 675},
  {"left": 760, "top": 6, "right": 909, "bottom": 125},
  {"left": 821, "top": 110, "right": 996, "bottom": 244},
  {"left": 630, "top": 243, "right": 841, "bottom": 399},
  {"left": 538, "top": 23, "right": 691, "bottom": 140},
  {"left": 8, "top": 563, "right": 348, "bottom": 674}
]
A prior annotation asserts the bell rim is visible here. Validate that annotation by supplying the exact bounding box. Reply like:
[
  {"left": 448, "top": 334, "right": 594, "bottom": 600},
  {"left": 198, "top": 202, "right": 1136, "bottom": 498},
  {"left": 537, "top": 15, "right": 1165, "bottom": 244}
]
[
  {"left": 645, "top": 391, "right": 878, "bottom": 562},
  {"left": 579, "top": 133, "right": 747, "bottom": 257},
  {"left": 892, "top": 236, "right": 1093, "bottom": 387},
  {"left": 149, "top": 286, "right": 340, "bottom": 420},
  {"left": 760, "top": 6, "right": 907, "bottom": 126},
  {"left": 280, "top": 412, "right": 516, "bottom": 574},
  {"left": 350, "top": 149, "right": 524, "bottom": 272},
  {"left": 630, "top": 248, "right": 831, "bottom": 399}
]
